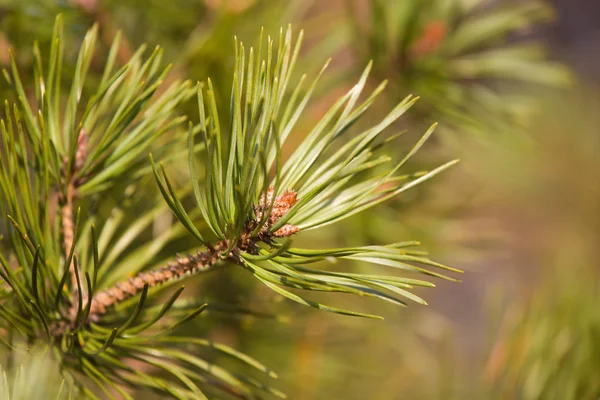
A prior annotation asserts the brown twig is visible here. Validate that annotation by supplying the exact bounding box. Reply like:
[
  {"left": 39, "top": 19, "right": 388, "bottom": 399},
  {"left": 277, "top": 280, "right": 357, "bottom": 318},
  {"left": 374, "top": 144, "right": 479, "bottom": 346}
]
[
  {"left": 87, "top": 244, "right": 226, "bottom": 319},
  {"left": 60, "top": 129, "right": 88, "bottom": 310},
  {"left": 61, "top": 182, "right": 77, "bottom": 289}
]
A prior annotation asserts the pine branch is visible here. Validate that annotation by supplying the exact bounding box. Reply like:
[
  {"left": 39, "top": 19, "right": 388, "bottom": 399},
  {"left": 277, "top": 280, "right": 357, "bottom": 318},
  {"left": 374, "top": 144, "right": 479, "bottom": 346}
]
[{"left": 0, "top": 19, "right": 461, "bottom": 399}]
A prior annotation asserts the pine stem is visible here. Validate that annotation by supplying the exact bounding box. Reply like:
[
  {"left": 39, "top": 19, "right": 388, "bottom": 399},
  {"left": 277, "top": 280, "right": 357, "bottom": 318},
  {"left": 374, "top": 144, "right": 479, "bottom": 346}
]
[
  {"left": 61, "top": 129, "right": 88, "bottom": 316},
  {"left": 61, "top": 182, "right": 78, "bottom": 292},
  {"left": 87, "top": 243, "right": 226, "bottom": 320}
]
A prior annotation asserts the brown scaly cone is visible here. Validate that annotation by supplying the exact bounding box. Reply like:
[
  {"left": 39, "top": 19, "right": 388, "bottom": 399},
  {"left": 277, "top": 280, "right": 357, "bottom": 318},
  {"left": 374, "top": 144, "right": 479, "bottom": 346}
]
[
  {"left": 85, "top": 187, "right": 298, "bottom": 322},
  {"left": 253, "top": 187, "right": 299, "bottom": 239}
]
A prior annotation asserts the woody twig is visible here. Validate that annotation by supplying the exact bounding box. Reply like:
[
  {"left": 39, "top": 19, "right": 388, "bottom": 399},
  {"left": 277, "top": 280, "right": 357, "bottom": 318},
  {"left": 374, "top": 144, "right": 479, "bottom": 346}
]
[{"left": 60, "top": 129, "right": 88, "bottom": 308}]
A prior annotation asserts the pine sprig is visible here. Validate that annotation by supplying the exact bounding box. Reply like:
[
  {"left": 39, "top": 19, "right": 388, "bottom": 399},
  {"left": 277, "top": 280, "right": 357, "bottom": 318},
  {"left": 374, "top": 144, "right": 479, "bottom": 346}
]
[
  {"left": 0, "top": 17, "right": 461, "bottom": 400},
  {"left": 117, "top": 26, "right": 461, "bottom": 320}
]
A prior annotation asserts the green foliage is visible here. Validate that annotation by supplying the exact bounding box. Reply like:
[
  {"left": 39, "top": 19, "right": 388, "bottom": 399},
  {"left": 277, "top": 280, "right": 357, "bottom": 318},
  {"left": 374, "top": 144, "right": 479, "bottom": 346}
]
[
  {"left": 0, "top": 15, "right": 275, "bottom": 399},
  {"left": 347, "top": 0, "right": 571, "bottom": 132},
  {"left": 468, "top": 91, "right": 600, "bottom": 400},
  {"left": 154, "top": 27, "right": 460, "bottom": 319},
  {"left": 0, "top": 1, "right": 588, "bottom": 398},
  {"left": 485, "top": 270, "right": 600, "bottom": 399},
  {"left": 0, "top": 0, "right": 317, "bottom": 123},
  {"left": 0, "top": 15, "right": 459, "bottom": 399},
  {"left": 0, "top": 344, "right": 74, "bottom": 400}
]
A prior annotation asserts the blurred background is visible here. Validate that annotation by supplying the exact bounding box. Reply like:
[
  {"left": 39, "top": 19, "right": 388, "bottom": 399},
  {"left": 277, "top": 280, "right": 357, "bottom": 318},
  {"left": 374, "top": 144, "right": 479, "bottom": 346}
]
[{"left": 1, "top": 0, "right": 599, "bottom": 398}]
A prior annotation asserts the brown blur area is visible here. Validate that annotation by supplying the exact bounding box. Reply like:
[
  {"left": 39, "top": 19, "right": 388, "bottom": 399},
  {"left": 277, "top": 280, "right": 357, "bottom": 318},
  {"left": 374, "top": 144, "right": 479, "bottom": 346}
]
[{"left": 2, "top": 0, "right": 600, "bottom": 398}]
